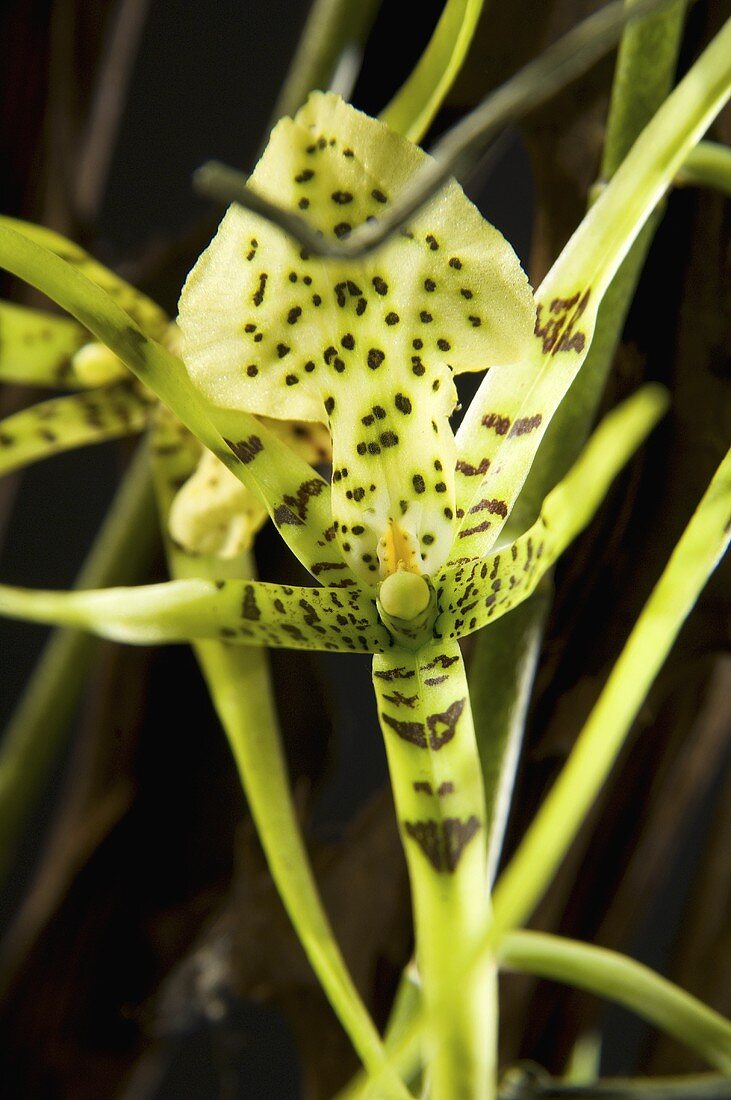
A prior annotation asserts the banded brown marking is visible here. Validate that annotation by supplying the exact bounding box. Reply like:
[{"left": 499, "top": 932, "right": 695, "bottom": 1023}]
[{"left": 403, "top": 816, "right": 481, "bottom": 873}]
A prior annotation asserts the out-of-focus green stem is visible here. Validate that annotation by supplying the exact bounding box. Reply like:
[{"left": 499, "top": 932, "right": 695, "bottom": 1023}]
[
  {"left": 267, "top": 0, "right": 381, "bottom": 129},
  {"left": 380, "top": 0, "right": 485, "bottom": 143},
  {"left": 501, "top": 931, "right": 731, "bottom": 1074},
  {"left": 678, "top": 140, "right": 731, "bottom": 197},
  {"left": 0, "top": 442, "right": 157, "bottom": 890},
  {"left": 149, "top": 426, "right": 409, "bottom": 1098}
]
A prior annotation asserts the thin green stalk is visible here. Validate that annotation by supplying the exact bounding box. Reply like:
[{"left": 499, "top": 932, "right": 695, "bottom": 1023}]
[
  {"left": 373, "top": 642, "right": 494, "bottom": 1100},
  {"left": 267, "top": 0, "right": 381, "bottom": 129},
  {"left": 380, "top": 0, "right": 485, "bottom": 143},
  {"left": 500, "top": 931, "right": 731, "bottom": 1075},
  {"left": 148, "top": 422, "right": 409, "bottom": 1098},
  {"left": 500, "top": 1072, "right": 731, "bottom": 1098},
  {"left": 487, "top": 445, "right": 731, "bottom": 946},
  {"left": 678, "top": 140, "right": 731, "bottom": 197},
  {"left": 0, "top": 442, "right": 157, "bottom": 890}
]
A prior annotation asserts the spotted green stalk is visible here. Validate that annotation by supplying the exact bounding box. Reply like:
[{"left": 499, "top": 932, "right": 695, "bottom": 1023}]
[
  {"left": 0, "top": 382, "right": 152, "bottom": 477},
  {"left": 0, "top": 302, "right": 88, "bottom": 387},
  {"left": 373, "top": 639, "right": 494, "bottom": 1099}
]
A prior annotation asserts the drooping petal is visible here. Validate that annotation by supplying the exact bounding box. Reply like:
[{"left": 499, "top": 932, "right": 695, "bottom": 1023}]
[
  {"left": 0, "top": 383, "right": 153, "bottom": 479},
  {"left": 0, "top": 301, "right": 87, "bottom": 388},
  {"left": 437, "top": 385, "right": 668, "bottom": 639},
  {"left": 179, "top": 92, "right": 534, "bottom": 585},
  {"left": 169, "top": 418, "right": 331, "bottom": 559},
  {"left": 0, "top": 575, "right": 390, "bottom": 653}
]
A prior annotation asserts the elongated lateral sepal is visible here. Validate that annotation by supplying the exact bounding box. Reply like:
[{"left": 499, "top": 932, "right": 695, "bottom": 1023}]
[
  {"left": 0, "top": 576, "right": 391, "bottom": 653},
  {"left": 438, "top": 385, "right": 668, "bottom": 637},
  {"left": 0, "top": 383, "right": 154, "bottom": 479},
  {"left": 373, "top": 641, "right": 492, "bottom": 1095},
  {"left": 454, "top": 19, "right": 731, "bottom": 561}
]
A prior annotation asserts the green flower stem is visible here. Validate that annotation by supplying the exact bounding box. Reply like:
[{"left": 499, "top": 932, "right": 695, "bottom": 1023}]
[
  {"left": 355, "top": 446, "right": 731, "bottom": 1095},
  {"left": 500, "top": 931, "right": 731, "bottom": 1075},
  {"left": 380, "top": 0, "right": 485, "bottom": 142},
  {"left": 677, "top": 140, "right": 731, "bottom": 198},
  {"left": 486, "top": 445, "right": 731, "bottom": 948},
  {"left": 267, "top": 0, "right": 382, "bottom": 128},
  {"left": 0, "top": 442, "right": 157, "bottom": 887},
  {"left": 373, "top": 641, "right": 495, "bottom": 1100},
  {"left": 192, "top": 637, "right": 409, "bottom": 1096},
  {"left": 601, "top": 0, "right": 687, "bottom": 178},
  {"left": 0, "top": 384, "right": 151, "bottom": 479},
  {"left": 501, "top": 1072, "right": 731, "bottom": 1098},
  {"left": 148, "top": 423, "right": 409, "bottom": 1099}
]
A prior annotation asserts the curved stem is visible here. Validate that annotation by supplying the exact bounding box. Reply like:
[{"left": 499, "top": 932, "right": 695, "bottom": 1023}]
[
  {"left": 373, "top": 641, "right": 494, "bottom": 1100},
  {"left": 380, "top": 0, "right": 485, "bottom": 143},
  {"left": 500, "top": 931, "right": 731, "bottom": 1075},
  {"left": 677, "top": 140, "right": 731, "bottom": 198}
]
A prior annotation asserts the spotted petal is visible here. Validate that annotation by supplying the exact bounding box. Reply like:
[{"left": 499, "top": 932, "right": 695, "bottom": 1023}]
[
  {"left": 178, "top": 92, "right": 534, "bottom": 586},
  {"left": 0, "top": 302, "right": 87, "bottom": 388},
  {"left": 437, "top": 385, "right": 668, "bottom": 639},
  {"left": 0, "top": 575, "right": 390, "bottom": 653}
]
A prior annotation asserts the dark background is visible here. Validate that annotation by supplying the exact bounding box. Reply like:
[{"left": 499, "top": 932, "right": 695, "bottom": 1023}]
[{"left": 0, "top": 1, "right": 729, "bottom": 1097}]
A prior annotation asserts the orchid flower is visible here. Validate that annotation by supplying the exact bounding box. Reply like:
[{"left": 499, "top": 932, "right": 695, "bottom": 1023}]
[{"left": 0, "top": 13, "right": 730, "bottom": 1097}]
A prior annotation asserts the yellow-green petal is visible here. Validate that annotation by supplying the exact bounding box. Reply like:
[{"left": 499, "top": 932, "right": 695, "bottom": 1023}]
[
  {"left": 437, "top": 385, "right": 668, "bottom": 638},
  {"left": 0, "top": 575, "right": 390, "bottom": 653},
  {"left": 0, "top": 383, "right": 153, "bottom": 479},
  {"left": 0, "top": 301, "right": 87, "bottom": 388},
  {"left": 179, "top": 92, "right": 534, "bottom": 584}
]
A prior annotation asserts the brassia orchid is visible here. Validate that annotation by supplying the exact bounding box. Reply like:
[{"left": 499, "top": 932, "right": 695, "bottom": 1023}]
[{"left": 0, "top": 3, "right": 730, "bottom": 1098}]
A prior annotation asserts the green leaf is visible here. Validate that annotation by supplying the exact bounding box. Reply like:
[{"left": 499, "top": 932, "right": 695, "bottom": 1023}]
[
  {"left": 0, "top": 573, "right": 390, "bottom": 653},
  {"left": 438, "top": 385, "right": 668, "bottom": 637},
  {"left": 0, "top": 384, "right": 153, "bottom": 478},
  {"left": 0, "top": 301, "right": 87, "bottom": 388},
  {"left": 179, "top": 91, "right": 534, "bottom": 585},
  {"left": 0, "top": 222, "right": 353, "bottom": 583},
  {"left": 380, "top": 0, "right": 485, "bottom": 143},
  {"left": 454, "top": 15, "right": 731, "bottom": 562}
]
